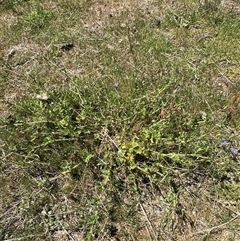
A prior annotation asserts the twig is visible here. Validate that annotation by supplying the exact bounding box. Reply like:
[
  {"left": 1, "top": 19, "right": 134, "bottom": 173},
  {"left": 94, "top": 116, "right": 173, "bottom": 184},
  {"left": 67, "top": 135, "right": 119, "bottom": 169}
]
[
  {"left": 3, "top": 235, "right": 36, "bottom": 241},
  {"left": 33, "top": 138, "right": 78, "bottom": 149},
  {"left": 197, "top": 34, "right": 213, "bottom": 43},
  {"left": 99, "top": 129, "right": 120, "bottom": 151},
  {"left": 59, "top": 223, "right": 75, "bottom": 241},
  {"left": 191, "top": 214, "right": 240, "bottom": 236},
  {"left": 218, "top": 71, "right": 235, "bottom": 86},
  {"left": 140, "top": 203, "right": 157, "bottom": 240}
]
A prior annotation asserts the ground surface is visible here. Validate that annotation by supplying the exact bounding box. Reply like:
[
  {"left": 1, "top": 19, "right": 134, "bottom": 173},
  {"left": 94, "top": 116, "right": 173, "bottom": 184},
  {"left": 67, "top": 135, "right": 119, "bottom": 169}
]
[{"left": 0, "top": 0, "right": 240, "bottom": 240}]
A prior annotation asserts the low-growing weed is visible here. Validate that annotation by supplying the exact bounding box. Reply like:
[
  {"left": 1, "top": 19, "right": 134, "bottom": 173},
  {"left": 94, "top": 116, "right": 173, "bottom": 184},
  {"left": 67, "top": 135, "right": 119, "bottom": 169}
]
[{"left": 1, "top": 0, "right": 240, "bottom": 240}]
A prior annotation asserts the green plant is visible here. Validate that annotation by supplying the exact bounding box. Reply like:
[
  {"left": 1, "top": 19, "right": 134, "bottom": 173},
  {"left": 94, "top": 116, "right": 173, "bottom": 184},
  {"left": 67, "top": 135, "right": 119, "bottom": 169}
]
[
  {"left": 1, "top": 0, "right": 240, "bottom": 240},
  {"left": 20, "top": 6, "right": 53, "bottom": 33}
]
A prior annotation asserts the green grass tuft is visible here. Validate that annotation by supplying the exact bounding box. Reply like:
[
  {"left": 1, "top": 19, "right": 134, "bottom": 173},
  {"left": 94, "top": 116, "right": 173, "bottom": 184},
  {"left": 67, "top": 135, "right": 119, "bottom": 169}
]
[{"left": 1, "top": 0, "right": 240, "bottom": 240}]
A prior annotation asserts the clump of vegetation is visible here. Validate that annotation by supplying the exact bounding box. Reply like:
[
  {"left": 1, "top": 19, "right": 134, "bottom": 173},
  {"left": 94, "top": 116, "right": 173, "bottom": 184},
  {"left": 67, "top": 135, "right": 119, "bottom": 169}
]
[{"left": 1, "top": 0, "right": 240, "bottom": 240}]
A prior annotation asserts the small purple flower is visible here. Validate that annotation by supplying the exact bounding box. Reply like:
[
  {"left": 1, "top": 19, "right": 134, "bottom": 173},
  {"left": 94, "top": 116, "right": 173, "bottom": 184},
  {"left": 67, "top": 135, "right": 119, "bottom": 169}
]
[
  {"left": 114, "top": 82, "right": 119, "bottom": 88},
  {"left": 231, "top": 147, "right": 238, "bottom": 155},
  {"left": 222, "top": 140, "right": 228, "bottom": 147}
]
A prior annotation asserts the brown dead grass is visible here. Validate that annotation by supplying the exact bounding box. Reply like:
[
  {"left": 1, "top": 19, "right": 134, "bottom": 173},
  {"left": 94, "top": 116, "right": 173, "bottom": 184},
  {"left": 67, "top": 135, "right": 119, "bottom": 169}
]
[
  {"left": 221, "top": 0, "right": 240, "bottom": 14},
  {"left": 137, "top": 180, "right": 240, "bottom": 241},
  {"left": 1, "top": 1, "right": 240, "bottom": 240}
]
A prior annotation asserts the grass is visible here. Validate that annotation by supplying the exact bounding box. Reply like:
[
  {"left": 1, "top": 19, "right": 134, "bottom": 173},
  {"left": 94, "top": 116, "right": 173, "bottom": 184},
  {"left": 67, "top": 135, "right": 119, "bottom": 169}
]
[{"left": 0, "top": 0, "right": 240, "bottom": 240}]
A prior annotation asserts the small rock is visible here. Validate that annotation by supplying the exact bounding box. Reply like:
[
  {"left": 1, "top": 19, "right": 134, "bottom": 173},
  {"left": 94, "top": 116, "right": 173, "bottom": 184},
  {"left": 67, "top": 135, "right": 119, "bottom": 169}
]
[
  {"left": 7, "top": 48, "right": 16, "bottom": 59},
  {"left": 36, "top": 93, "right": 51, "bottom": 102},
  {"left": 61, "top": 43, "right": 74, "bottom": 51},
  {"left": 155, "top": 19, "right": 161, "bottom": 27},
  {"left": 199, "top": 111, "right": 207, "bottom": 121}
]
